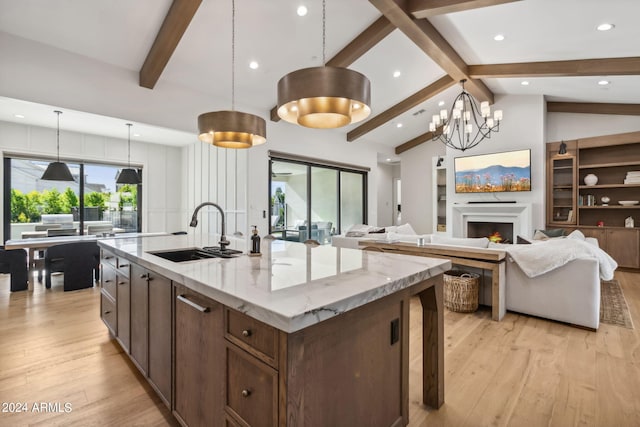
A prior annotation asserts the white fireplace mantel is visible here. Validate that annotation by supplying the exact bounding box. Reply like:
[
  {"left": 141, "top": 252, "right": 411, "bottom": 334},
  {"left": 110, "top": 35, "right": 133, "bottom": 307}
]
[{"left": 451, "top": 203, "right": 532, "bottom": 239}]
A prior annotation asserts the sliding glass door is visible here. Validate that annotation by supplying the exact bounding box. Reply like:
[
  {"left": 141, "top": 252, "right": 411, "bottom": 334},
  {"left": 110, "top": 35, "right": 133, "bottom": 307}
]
[{"left": 269, "top": 156, "right": 366, "bottom": 244}]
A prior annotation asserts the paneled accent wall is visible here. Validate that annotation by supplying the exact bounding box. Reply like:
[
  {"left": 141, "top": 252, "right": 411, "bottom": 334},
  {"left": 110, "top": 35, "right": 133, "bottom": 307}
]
[{"left": 183, "top": 141, "right": 248, "bottom": 240}]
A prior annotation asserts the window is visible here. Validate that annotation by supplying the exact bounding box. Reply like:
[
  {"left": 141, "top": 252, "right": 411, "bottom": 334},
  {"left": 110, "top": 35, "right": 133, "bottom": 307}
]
[
  {"left": 3, "top": 157, "right": 142, "bottom": 241},
  {"left": 269, "top": 154, "right": 367, "bottom": 244}
]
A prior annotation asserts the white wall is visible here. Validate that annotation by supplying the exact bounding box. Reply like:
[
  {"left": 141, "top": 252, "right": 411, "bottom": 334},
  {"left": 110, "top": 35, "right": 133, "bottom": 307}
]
[
  {"left": 547, "top": 112, "right": 640, "bottom": 142},
  {"left": 400, "top": 95, "right": 547, "bottom": 236},
  {"left": 0, "top": 120, "right": 184, "bottom": 241},
  {"left": 400, "top": 142, "right": 445, "bottom": 234}
]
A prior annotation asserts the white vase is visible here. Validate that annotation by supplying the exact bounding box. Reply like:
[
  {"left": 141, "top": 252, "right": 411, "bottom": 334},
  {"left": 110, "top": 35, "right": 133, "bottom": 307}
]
[{"left": 584, "top": 174, "right": 598, "bottom": 186}]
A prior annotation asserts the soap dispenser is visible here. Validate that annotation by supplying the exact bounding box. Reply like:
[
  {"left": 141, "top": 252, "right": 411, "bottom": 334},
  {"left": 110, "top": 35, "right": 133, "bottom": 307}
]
[{"left": 249, "top": 225, "right": 261, "bottom": 256}]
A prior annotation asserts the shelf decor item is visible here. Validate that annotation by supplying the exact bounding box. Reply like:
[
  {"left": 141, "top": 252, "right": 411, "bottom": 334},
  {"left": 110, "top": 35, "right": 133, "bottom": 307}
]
[
  {"left": 601, "top": 196, "right": 610, "bottom": 206},
  {"left": 619, "top": 200, "right": 639, "bottom": 206},
  {"left": 626, "top": 216, "right": 635, "bottom": 228},
  {"left": 584, "top": 173, "right": 598, "bottom": 186}
]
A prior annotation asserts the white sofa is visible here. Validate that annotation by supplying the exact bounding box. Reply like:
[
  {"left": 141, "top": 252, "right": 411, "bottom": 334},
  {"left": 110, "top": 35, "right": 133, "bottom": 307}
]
[{"left": 340, "top": 229, "right": 608, "bottom": 330}]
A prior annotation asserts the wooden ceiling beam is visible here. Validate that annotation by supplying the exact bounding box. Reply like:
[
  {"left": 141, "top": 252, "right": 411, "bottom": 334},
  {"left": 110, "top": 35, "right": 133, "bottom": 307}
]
[
  {"left": 347, "top": 75, "right": 455, "bottom": 141},
  {"left": 395, "top": 130, "right": 435, "bottom": 154},
  {"left": 269, "top": 16, "right": 396, "bottom": 122},
  {"left": 139, "top": 0, "right": 202, "bottom": 89},
  {"left": 409, "top": 0, "right": 522, "bottom": 18},
  {"left": 547, "top": 102, "right": 640, "bottom": 116},
  {"left": 469, "top": 57, "right": 640, "bottom": 78},
  {"left": 369, "top": 0, "right": 493, "bottom": 104}
]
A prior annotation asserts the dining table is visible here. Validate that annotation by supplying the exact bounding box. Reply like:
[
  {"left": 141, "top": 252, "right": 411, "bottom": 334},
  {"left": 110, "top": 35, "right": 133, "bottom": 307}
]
[{"left": 4, "top": 232, "right": 167, "bottom": 291}]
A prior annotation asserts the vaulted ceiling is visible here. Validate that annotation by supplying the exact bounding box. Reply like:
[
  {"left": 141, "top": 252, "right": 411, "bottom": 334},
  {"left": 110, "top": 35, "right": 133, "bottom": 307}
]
[{"left": 1, "top": 0, "right": 639, "bottom": 153}]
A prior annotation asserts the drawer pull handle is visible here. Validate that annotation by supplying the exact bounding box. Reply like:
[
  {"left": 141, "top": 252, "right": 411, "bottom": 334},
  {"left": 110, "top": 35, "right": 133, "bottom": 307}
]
[
  {"left": 139, "top": 274, "right": 148, "bottom": 279},
  {"left": 104, "top": 256, "right": 113, "bottom": 260},
  {"left": 118, "top": 281, "right": 126, "bottom": 285},
  {"left": 119, "top": 264, "right": 129, "bottom": 268},
  {"left": 242, "top": 329, "right": 252, "bottom": 337},
  {"left": 103, "top": 310, "right": 112, "bottom": 315},
  {"left": 177, "top": 295, "right": 210, "bottom": 313},
  {"left": 105, "top": 279, "right": 113, "bottom": 283},
  {"left": 241, "top": 389, "right": 251, "bottom": 398}
]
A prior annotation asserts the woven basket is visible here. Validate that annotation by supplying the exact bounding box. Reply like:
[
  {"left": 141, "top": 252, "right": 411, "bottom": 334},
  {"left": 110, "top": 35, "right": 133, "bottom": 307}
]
[{"left": 443, "top": 270, "right": 479, "bottom": 313}]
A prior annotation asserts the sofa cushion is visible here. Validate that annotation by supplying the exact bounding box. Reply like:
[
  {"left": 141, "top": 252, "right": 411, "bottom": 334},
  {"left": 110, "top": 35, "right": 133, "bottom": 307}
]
[
  {"left": 431, "top": 235, "right": 490, "bottom": 248},
  {"left": 396, "top": 223, "right": 416, "bottom": 235},
  {"left": 534, "top": 228, "right": 566, "bottom": 238},
  {"left": 517, "top": 235, "right": 533, "bottom": 244},
  {"left": 567, "top": 229, "right": 586, "bottom": 241}
]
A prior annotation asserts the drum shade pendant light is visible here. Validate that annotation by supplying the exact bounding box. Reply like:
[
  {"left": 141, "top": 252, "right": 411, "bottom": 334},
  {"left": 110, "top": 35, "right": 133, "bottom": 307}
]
[
  {"left": 116, "top": 123, "right": 141, "bottom": 184},
  {"left": 42, "top": 110, "right": 74, "bottom": 181},
  {"left": 197, "top": 0, "right": 266, "bottom": 148},
  {"left": 277, "top": 0, "right": 371, "bottom": 129}
]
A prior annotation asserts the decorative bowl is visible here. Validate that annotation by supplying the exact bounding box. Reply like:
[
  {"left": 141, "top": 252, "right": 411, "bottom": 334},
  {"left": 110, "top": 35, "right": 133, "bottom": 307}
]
[{"left": 618, "top": 200, "right": 639, "bottom": 206}]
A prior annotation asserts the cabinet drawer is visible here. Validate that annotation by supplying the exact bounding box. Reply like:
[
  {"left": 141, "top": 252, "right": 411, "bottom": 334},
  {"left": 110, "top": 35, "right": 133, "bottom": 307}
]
[
  {"left": 116, "top": 257, "right": 131, "bottom": 277},
  {"left": 101, "top": 292, "right": 117, "bottom": 336},
  {"left": 101, "top": 264, "right": 117, "bottom": 300},
  {"left": 226, "top": 344, "right": 277, "bottom": 427},
  {"left": 225, "top": 308, "right": 278, "bottom": 367},
  {"left": 102, "top": 250, "right": 117, "bottom": 269}
]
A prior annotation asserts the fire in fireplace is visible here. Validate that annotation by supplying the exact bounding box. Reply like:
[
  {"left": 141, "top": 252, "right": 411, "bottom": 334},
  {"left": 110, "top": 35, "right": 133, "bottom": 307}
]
[{"left": 467, "top": 222, "right": 514, "bottom": 244}]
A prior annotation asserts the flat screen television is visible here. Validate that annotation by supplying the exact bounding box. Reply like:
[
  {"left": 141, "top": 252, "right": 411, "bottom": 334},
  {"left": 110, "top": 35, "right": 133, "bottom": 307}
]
[{"left": 454, "top": 149, "right": 531, "bottom": 193}]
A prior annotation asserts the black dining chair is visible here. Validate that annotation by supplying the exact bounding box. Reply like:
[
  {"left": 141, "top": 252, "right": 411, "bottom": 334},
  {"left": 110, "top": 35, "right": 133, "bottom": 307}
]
[
  {"left": 44, "top": 242, "right": 100, "bottom": 291},
  {"left": 0, "top": 247, "right": 28, "bottom": 292}
]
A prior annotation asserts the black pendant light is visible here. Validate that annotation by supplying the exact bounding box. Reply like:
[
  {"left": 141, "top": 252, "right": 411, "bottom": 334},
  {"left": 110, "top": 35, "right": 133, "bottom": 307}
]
[
  {"left": 41, "top": 110, "right": 74, "bottom": 181},
  {"left": 116, "top": 123, "right": 141, "bottom": 184}
]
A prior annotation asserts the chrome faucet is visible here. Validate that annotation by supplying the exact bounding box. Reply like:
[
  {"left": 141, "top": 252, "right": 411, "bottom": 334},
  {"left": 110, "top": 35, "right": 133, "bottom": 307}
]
[{"left": 189, "top": 202, "right": 230, "bottom": 250}]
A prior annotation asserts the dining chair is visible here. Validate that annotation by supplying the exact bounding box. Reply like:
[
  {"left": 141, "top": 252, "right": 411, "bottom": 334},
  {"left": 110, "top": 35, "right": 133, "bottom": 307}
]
[
  {"left": 47, "top": 228, "right": 77, "bottom": 237},
  {"left": 44, "top": 242, "right": 100, "bottom": 291},
  {"left": 0, "top": 247, "right": 28, "bottom": 292}
]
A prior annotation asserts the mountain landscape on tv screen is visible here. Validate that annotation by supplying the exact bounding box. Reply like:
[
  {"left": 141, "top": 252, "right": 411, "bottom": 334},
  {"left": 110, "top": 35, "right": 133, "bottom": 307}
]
[{"left": 455, "top": 164, "right": 531, "bottom": 193}]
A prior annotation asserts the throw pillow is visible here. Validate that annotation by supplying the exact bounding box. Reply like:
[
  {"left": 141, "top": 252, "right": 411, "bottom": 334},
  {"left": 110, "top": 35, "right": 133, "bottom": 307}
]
[
  {"left": 567, "top": 229, "right": 586, "bottom": 241},
  {"left": 516, "top": 235, "right": 533, "bottom": 244},
  {"left": 534, "top": 228, "right": 566, "bottom": 238},
  {"left": 532, "top": 230, "right": 550, "bottom": 240},
  {"left": 396, "top": 223, "right": 417, "bottom": 235},
  {"left": 431, "top": 235, "right": 490, "bottom": 248}
]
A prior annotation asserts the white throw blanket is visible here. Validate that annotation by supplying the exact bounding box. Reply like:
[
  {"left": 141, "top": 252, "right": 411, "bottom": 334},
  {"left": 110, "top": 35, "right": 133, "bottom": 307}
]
[{"left": 504, "top": 238, "right": 618, "bottom": 280}]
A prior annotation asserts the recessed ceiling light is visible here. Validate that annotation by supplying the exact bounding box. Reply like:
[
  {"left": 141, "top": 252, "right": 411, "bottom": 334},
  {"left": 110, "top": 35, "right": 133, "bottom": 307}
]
[
  {"left": 386, "top": 158, "right": 392, "bottom": 162},
  {"left": 598, "top": 80, "right": 610, "bottom": 86},
  {"left": 396, "top": 123, "right": 403, "bottom": 128},
  {"left": 393, "top": 70, "right": 401, "bottom": 78},
  {"left": 493, "top": 34, "right": 505, "bottom": 41},
  {"left": 521, "top": 81, "right": 530, "bottom": 86},
  {"left": 597, "top": 23, "right": 614, "bottom": 31},
  {"left": 249, "top": 61, "right": 259, "bottom": 70},
  {"left": 438, "top": 101, "right": 445, "bottom": 107},
  {"left": 14, "top": 114, "right": 25, "bottom": 118},
  {"left": 297, "top": 5, "right": 308, "bottom": 16},
  {"left": 133, "top": 133, "right": 141, "bottom": 137}
]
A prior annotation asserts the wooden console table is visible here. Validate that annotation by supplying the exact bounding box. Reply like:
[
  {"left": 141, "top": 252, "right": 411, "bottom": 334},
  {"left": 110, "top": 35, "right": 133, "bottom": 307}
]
[{"left": 359, "top": 241, "right": 507, "bottom": 321}]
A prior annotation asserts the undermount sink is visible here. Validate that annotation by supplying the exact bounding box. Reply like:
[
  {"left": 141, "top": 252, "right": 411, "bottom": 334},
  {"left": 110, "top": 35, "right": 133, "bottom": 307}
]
[{"left": 148, "top": 247, "right": 241, "bottom": 262}]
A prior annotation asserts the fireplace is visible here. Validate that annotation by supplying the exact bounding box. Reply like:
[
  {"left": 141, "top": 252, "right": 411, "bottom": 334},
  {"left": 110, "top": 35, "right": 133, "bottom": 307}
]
[
  {"left": 467, "top": 221, "right": 514, "bottom": 243},
  {"left": 451, "top": 203, "right": 532, "bottom": 240}
]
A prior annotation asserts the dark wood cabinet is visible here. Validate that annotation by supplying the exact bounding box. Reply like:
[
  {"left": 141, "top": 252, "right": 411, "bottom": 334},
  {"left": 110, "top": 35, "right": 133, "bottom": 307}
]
[
  {"left": 130, "top": 263, "right": 149, "bottom": 373},
  {"left": 174, "top": 284, "right": 225, "bottom": 427},
  {"left": 547, "top": 131, "right": 640, "bottom": 268},
  {"left": 148, "top": 272, "right": 172, "bottom": 406}
]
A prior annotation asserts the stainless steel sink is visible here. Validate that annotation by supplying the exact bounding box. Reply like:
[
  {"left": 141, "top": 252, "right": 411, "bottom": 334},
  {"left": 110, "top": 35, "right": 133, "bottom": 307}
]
[{"left": 148, "top": 247, "right": 241, "bottom": 262}]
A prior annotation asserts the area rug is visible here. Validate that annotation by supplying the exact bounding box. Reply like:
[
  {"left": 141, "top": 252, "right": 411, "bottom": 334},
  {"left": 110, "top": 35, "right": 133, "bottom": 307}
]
[{"left": 600, "top": 279, "right": 634, "bottom": 329}]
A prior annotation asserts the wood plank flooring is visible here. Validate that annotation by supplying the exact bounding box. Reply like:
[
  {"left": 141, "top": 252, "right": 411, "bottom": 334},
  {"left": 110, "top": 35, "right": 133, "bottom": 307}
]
[{"left": 1, "top": 270, "right": 639, "bottom": 426}]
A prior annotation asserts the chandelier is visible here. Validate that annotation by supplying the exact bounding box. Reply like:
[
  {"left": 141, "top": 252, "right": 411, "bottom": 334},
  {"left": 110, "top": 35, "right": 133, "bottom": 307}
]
[
  {"left": 428, "top": 79, "right": 502, "bottom": 151},
  {"left": 197, "top": 0, "right": 266, "bottom": 148},
  {"left": 277, "top": 0, "right": 371, "bottom": 128}
]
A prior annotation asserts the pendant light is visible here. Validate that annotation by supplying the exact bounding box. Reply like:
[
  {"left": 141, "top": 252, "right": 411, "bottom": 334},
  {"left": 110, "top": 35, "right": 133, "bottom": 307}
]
[
  {"left": 116, "top": 123, "right": 141, "bottom": 184},
  {"left": 197, "top": 0, "right": 266, "bottom": 148},
  {"left": 41, "top": 110, "right": 74, "bottom": 181},
  {"left": 277, "top": 0, "right": 371, "bottom": 129}
]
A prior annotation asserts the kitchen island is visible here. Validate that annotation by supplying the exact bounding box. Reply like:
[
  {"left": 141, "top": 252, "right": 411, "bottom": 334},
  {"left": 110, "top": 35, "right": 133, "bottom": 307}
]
[{"left": 97, "top": 234, "right": 451, "bottom": 427}]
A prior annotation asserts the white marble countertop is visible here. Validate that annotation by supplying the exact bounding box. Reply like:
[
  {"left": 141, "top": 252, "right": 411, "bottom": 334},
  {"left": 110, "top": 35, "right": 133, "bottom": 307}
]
[{"left": 97, "top": 234, "right": 451, "bottom": 333}]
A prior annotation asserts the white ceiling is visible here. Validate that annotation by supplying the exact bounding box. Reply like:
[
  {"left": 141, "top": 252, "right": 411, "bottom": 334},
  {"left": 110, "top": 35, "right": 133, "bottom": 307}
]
[{"left": 0, "top": 0, "right": 638, "bottom": 150}]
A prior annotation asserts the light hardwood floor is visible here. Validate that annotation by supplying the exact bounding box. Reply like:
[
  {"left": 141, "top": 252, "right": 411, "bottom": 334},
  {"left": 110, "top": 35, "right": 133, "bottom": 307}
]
[{"left": 1, "top": 270, "right": 639, "bottom": 426}]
